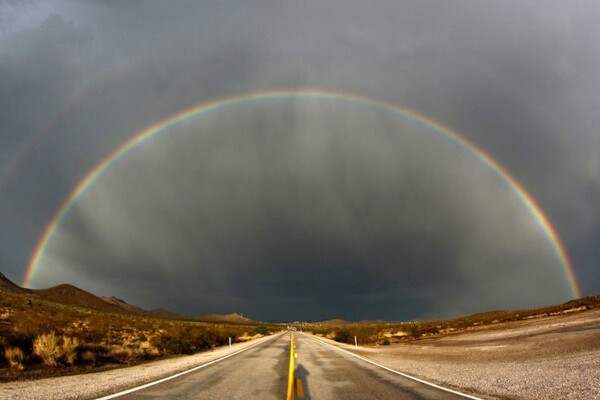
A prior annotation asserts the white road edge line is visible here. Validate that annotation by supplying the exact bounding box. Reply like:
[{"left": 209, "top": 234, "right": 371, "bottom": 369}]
[
  {"left": 304, "top": 333, "right": 484, "bottom": 400},
  {"left": 95, "top": 331, "right": 286, "bottom": 400}
]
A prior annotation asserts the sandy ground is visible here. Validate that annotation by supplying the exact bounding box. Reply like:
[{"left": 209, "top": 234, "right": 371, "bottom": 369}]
[{"left": 332, "top": 308, "right": 600, "bottom": 399}]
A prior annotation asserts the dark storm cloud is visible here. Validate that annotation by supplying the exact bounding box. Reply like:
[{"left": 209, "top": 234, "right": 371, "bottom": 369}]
[
  {"left": 1, "top": 1, "right": 598, "bottom": 320},
  {"left": 35, "top": 100, "right": 568, "bottom": 320}
]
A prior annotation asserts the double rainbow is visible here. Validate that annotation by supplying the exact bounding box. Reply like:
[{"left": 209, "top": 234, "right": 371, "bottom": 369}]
[{"left": 22, "top": 89, "right": 582, "bottom": 298}]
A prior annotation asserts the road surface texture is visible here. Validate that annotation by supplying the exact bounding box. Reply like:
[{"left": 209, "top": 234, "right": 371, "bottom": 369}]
[{"left": 111, "top": 332, "right": 480, "bottom": 400}]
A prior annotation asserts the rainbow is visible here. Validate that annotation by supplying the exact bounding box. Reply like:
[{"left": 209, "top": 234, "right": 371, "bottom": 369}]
[{"left": 22, "top": 89, "right": 582, "bottom": 298}]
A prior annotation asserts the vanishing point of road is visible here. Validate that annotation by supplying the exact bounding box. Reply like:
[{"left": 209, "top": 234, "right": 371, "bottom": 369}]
[{"left": 100, "top": 332, "right": 481, "bottom": 400}]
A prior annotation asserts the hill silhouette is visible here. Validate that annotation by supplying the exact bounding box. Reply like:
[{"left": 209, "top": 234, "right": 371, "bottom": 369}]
[
  {"left": 0, "top": 271, "right": 256, "bottom": 322},
  {"left": 0, "top": 272, "right": 28, "bottom": 294},
  {"left": 36, "top": 284, "right": 121, "bottom": 312},
  {"left": 195, "top": 313, "right": 256, "bottom": 324}
]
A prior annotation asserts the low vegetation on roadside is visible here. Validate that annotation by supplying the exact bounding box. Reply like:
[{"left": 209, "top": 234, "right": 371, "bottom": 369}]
[
  {"left": 2, "top": 271, "right": 598, "bottom": 382},
  {"left": 0, "top": 288, "right": 279, "bottom": 380},
  {"left": 305, "top": 296, "right": 600, "bottom": 346}
]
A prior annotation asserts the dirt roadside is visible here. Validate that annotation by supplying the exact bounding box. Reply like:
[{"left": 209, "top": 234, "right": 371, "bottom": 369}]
[{"left": 331, "top": 308, "right": 600, "bottom": 399}]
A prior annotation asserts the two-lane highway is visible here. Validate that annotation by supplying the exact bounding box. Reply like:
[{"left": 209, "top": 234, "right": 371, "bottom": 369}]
[{"left": 104, "top": 332, "right": 481, "bottom": 399}]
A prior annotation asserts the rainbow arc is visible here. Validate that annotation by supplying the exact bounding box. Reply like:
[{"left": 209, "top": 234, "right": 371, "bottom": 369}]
[{"left": 23, "top": 89, "right": 581, "bottom": 298}]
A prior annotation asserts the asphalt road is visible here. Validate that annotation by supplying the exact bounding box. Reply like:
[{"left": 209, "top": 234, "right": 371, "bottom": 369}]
[{"left": 112, "top": 332, "right": 478, "bottom": 400}]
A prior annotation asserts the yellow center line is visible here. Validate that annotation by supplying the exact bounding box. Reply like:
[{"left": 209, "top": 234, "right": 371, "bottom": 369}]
[{"left": 286, "top": 333, "right": 295, "bottom": 400}]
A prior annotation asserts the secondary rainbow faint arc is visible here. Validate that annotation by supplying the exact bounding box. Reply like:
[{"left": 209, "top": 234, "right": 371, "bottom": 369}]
[{"left": 23, "top": 89, "right": 582, "bottom": 298}]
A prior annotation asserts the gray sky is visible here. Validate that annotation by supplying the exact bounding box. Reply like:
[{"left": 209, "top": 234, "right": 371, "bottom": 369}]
[{"left": 1, "top": 1, "right": 598, "bottom": 321}]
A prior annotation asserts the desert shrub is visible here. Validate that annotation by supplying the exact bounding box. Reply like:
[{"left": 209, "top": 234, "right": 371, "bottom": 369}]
[
  {"left": 422, "top": 325, "right": 441, "bottom": 336},
  {"left": 147, "top": 325, "right": 241, "bottom": 355},
  {"left": 77, "top": 343, "right": 108, "bottom": 364},
  {"left": 83, "top": 318, "right": 110, "bottom": 343},
  {"left": 352, "top": 326, "right": 379, "bottom": 344},
  {"left": 5, "top": 346, "right": 25, "bottom": 370},
  {"left": 12, "top": 312, "right": 44, "bottom": 342},
  {"left": 309, "top": 326, "right": 332, "bottom": 336},
  {"left": 61, "top": 336, "right": 79, "bottom": 365},
  {"left": 80, "top": 350, "right": 96, "bottom": 364},
  {"left": 13, "top": 308, "right": 68, "bottom": 335},
  {"left": 150, "top": 333, "right": 189, "bottom": 355},
  {"left": 103, "top": 335, "right": 152, "bottom": 362},
  {"left": 333, "top": 330, "right": 353, "bottom": 344},
  {"left": 34, "top": 332, "right": 61, "bottom": 366},
  {"left": 403, "top": 321, "right": 423, "bottom": 338},
  {"left": 139, "top": 340, "right": 161, "bottom": 357},
  {"left": 3, "top": 332, "right": 33, "bottom": 357},
  {"left": 108, "top": 345, "right": 143, "bottom": 362},
  {"left": 33, "top": 332, "right": 80, "bottom": 366},
  {"left": 252, "top": 325, "right": 269, "bottom": 335},
  {"left": 379, "top": 338, "right": 390, "bottom": 345},
  {"left": 193, "top": 329, "right": 222, "bottom": 350},
  {"left": 223, "top": 329, "right": 239, "bottom": 343}
]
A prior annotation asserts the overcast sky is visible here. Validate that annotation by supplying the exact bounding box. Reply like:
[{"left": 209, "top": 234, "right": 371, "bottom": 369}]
[{"left": 1, "top": 1, "right": 598, "bottom": 321}]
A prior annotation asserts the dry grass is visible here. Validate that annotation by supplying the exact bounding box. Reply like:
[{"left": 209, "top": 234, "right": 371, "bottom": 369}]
[
  {"left": 4, "top": 346, "right": 25, "bottom": 371},
  {"left": 0, "top": 287, "right": 279, "bottom": 378},
  {"left": 33, "top": 332, "right": 60, "bottom": 366},
  {"left": 61, "top": 336, "right": 79, "bottom": 366},
  {"left": 108, "top": 345, "right": 139, "bottom": 362},
  {"left": 32, "top": 332, "right": 80, "bottom": 366}
]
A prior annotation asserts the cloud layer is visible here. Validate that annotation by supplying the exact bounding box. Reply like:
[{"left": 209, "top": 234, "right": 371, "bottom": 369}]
[
  {"left": 1, "top": 1, "right": 598, "bottom": 320},
  {"left": 36, "top": 99, "right": 569, "bottom": 320}
]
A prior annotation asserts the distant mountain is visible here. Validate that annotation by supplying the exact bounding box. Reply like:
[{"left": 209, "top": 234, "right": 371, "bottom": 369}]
[
  {"left": 36, "top": 284, "right": 121, "bottom": 312},
  {"left": 99, "top": 296, "right": 259, "bottom": 323},
  {"left": 195, "top": 313, "right": 256, "bottom": 324},
  {"left": 101, "top": 297, "right": 192, "bottom": 319},
  {"left": 314, "top": 319, "right": 351, "bottom": 325},
  {"left": 355, "top": 319, "right": 388, "bottom": 325},
  {"left": 0, "top": 272, "right": 257, "bottom": 324},
  {"left": 101, "top": 295, "right": 149, "bottom": 314}
]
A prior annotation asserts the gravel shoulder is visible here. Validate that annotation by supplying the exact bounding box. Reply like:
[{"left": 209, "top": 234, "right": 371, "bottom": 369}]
[
  {"left": 322, "top": 308, "right": 600, "bottom": 399},
  {"left": 0, "top": 333, "right": 283, "bottom": 400}
]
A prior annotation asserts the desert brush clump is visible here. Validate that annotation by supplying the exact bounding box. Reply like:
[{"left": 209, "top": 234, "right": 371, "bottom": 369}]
[
  {"left": 80, "top": 350, "right": 96, "bottom": 365},
  {"left": 61, "top": 336, "right": 79, "bottom": 366},
  {"left": 139, "top": 340, "right": 160, "bottom": 357},
  {"left": 403, "top": 321, "right": 424, "bottom": 337},
  {"left": 106, "top": 337, "right": 149, "bottom": 362},
  {"left": 33, "top": 332, "right": 60, "bottom": 366},
  {"left": 33, "top": 332, "right": 79, "bottom": 366},
  {"left": 4, "top": 346, "right": 25, "bottom": 371},
  {"left": 1, "top": 287, "right": 276, "bottom": 375},
  {"left": 252, "top": 325, "right": 271, "bottom": 335},
  {"left": 108, "top": 345, "right": 139, "bottom": 362},
  {"left": 333, "top": 329, "right": 353, "bottom": 344}
]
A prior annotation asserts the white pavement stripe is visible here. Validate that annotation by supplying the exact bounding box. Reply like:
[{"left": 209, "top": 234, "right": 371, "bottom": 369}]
[
  {"left": 305, "top": 333, "right": 485, "bottom": 400},
  {"left": 95, "top": 332, "right": 285, "bottom": 400}
]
